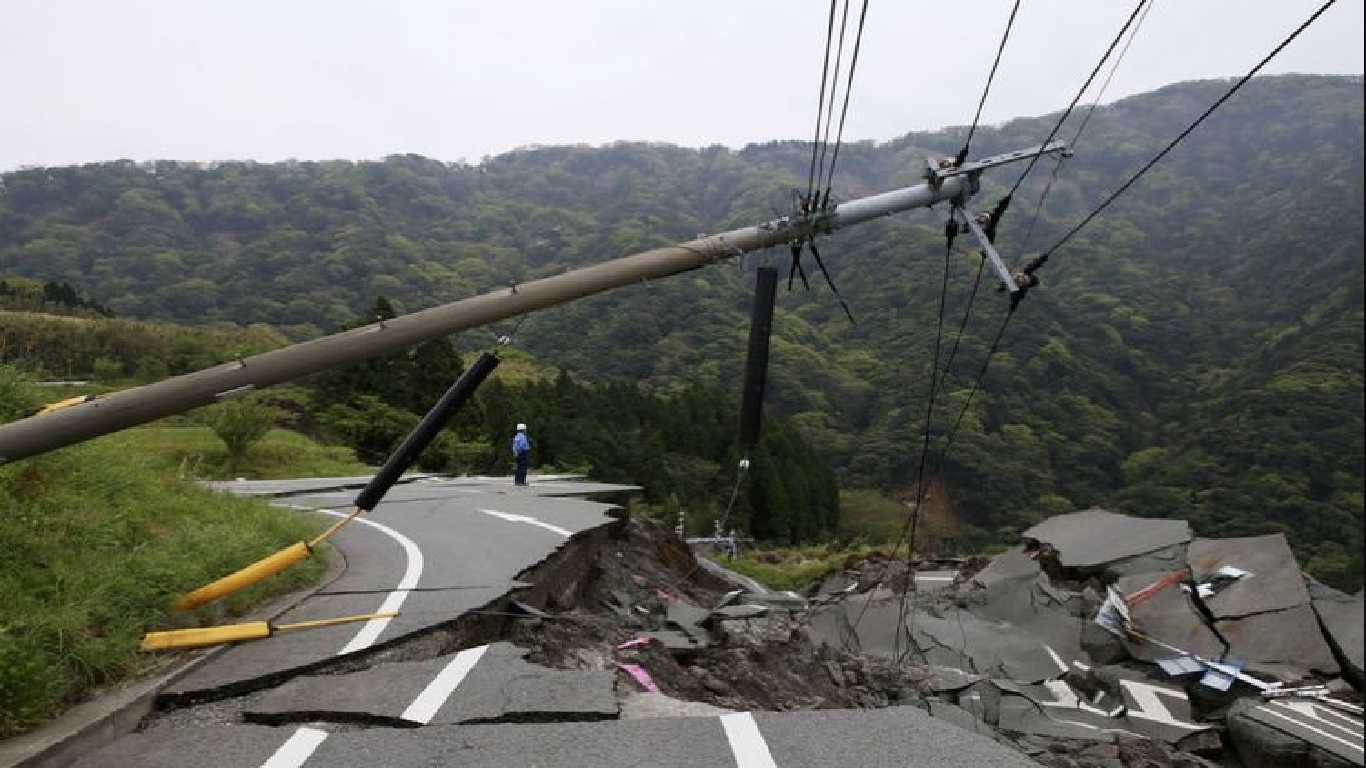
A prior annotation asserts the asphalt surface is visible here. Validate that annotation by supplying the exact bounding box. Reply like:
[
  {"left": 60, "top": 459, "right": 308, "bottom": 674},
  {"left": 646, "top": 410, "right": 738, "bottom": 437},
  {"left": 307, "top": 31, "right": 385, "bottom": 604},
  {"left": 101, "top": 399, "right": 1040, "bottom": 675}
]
[
  {"left": 78, "top": 706, "right": 1040, "bottom": 768},
  {"left": 74, "top": 474, "right": 1042, "bottom": 768},
  {"left": 167, "top": 476, "right": 628, "bottom": 697}
]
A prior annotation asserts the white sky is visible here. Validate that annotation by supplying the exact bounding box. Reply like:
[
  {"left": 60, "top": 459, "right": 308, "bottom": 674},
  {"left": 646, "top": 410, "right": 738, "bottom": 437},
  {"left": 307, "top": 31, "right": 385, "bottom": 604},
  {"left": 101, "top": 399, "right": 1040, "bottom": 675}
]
[{"left": 2, "top": 1, "right": 1361, "bottom": 170}]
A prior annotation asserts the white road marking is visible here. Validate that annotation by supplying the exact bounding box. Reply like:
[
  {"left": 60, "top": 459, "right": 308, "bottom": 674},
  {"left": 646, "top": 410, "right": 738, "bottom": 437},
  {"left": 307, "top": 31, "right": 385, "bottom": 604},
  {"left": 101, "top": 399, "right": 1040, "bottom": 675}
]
[
  {"left": 401, "top": 645, "right": 489, "bottom": 724},
  {"left": 1261, "top": 703, "right": 1364, "bottom": 754},
  {"left": 720, "top": 712, "right": 778, "bottom": 768},
  {"left": 916, "top": 575, "right": 955, "bottom": 582},
  {"left": 479, "top": 508, "right": 572, "bottom": 537},
  {"left": 259, "top": 727, "right": 328, "bottom": 768},
  {"left": 318, "top": 510, "right": 426, "bottom": 656},
  {"left": 1043, "top": 645, "right": 1069, "bottom": 675}
]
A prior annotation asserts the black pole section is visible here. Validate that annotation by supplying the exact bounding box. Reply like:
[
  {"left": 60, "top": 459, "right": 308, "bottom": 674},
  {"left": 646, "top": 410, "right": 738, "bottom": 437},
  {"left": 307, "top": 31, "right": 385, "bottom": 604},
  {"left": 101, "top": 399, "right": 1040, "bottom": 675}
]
[
  {"left": 353, "top": 351, "right": 501, "bottom": 511},
  {"left": 738, "top": 267, "right": 779, "bottom": 450}
]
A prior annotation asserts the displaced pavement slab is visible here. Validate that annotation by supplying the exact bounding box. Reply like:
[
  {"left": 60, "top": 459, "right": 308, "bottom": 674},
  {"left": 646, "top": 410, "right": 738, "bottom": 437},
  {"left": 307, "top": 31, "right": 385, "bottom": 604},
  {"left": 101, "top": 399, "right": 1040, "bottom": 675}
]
[
  {"left": 1229, "top": 696, "right": 1365, "bottom": 767},
  {"left": 969, "top": 547, "right": 1040, "bottom": 587},
  {"left": 165, "top": 479, "right": 621, "bottom": 698},
  {"left": 1118, "top": 568, "right": 1340, "bottom": 675},
  {"left": 244, "top": 642, "right": 616, "bottom": 726},
  {"left": 1023, "top": 509, "right": 1191, "bottom": 569},
  {"left": 1188, "top": 534, "right": 1311, "bottom": 619},
  {"left": 1308, "top": 581, "right": 1365, "bottom": 685},
  {"left": 808, "top": 596, "right": 1072, "bottom": 683}
]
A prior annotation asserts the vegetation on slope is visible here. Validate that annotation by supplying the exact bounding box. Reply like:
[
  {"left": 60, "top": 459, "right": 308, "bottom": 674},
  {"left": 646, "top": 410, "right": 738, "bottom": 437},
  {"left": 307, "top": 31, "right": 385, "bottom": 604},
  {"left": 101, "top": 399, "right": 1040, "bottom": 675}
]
[
  {"left": 0, "top": 75, "right": 1359, "bottom": 586},
  {"left": 0, "top": 367, "right": 328, "bottom": 737}
]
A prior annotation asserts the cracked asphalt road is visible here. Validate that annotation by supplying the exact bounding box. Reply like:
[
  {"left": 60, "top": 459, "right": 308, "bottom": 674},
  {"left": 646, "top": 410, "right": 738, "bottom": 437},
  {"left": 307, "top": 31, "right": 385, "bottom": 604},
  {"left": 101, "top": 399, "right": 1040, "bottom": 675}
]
[{"left": 73, "top": 475, "right": 1048, "bottom": 768}]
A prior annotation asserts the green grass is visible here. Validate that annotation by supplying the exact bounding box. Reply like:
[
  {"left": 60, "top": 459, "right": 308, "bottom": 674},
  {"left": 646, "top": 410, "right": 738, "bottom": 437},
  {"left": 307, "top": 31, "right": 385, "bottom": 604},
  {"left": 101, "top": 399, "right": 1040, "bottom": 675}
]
[
  {"left": 105, "top": 425, "right": 371, "bottom": 480},
  {"left": 0, "top": 367, "right": 338, "bottom": 737},
  {"left": 719, "top": 544, "right": 890, "bottom": 592}
]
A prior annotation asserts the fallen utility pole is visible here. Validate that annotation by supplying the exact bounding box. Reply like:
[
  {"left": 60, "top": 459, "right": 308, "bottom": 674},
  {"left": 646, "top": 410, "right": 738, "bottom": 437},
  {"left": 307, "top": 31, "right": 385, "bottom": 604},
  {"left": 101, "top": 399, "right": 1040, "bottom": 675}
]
[{"left": 0, "top": 142, "right": 1065, "bottom": 463}]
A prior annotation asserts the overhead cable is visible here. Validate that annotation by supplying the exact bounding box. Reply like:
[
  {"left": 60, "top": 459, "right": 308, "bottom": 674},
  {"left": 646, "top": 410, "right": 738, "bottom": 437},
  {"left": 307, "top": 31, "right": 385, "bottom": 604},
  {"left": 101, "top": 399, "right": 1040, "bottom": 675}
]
[
  {"left": 1027, "top": 0, "right": 1338, "bottom": 273},
  {"left": 820, "top": 0, "right": 871, "bottom": 208},
  {"left": 1007, "top": 0, "right": 1149, "bottom": 199},
  {"left": 804, "top": 0, "right": 839, "bottom": 209},
  {"left": 956, "top": 0, "right": 1022, "bottom": 166},
  {"left": 1017, "top": 0, "right": 1156, "bottom": 251},
  {"left": 814, "top": 0, "right": 853, "bottom": 205}
]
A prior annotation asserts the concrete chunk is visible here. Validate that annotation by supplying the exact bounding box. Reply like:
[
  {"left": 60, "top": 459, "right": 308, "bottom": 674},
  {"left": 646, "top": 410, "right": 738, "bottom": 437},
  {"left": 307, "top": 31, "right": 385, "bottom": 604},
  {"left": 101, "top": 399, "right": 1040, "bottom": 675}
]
[
  {"left": 1188, "top": 534, "right": 1309, "bottom": 618},
  {"left": 1023, "top": 509, "right": 1190, "bottom": 569}
]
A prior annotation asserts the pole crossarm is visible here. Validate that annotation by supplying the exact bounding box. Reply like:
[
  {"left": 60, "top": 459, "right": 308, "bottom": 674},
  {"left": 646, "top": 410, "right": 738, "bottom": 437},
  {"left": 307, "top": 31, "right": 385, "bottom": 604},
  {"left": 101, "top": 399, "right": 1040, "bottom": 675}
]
[{"left": 0, "top": 144, "right": 1061, "bottom": 463}]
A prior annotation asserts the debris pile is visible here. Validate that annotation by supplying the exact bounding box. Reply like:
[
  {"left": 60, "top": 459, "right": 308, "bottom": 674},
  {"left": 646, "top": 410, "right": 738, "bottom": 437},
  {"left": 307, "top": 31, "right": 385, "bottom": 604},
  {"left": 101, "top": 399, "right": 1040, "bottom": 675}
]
[{"left": 806, "top": 508, "right": 1364, "bottom": 767}]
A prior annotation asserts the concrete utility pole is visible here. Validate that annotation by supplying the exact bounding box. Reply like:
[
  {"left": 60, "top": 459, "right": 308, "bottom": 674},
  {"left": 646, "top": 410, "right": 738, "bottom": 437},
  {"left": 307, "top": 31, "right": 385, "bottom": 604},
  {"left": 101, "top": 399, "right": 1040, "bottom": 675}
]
[{"left": 0, "top": 143, "right": 1064, "bottom": 463}]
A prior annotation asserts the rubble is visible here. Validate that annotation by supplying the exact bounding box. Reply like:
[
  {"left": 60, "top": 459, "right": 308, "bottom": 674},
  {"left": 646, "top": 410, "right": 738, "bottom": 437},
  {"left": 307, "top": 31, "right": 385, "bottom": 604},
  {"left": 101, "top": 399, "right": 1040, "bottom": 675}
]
[{"left": 802, "top": 508, "right": 1363, "bottom": 766}]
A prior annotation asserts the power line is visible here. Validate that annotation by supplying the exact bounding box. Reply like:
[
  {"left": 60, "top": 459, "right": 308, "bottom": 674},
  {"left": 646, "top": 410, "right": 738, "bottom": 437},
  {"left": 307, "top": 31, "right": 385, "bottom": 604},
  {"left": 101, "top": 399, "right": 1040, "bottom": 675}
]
[
  {"left": 957, "top": 0, "right": 1022, "bottom": 166},
  {"left": 814, "top": 0, "right": 853, "bottom": 203},
  {"left": 1017, "top": 0, "right": 1156, "bottom": 252},
  {"left": 1027, "top": 0, "right": 1338, "bottom": 276},
  {"left": 804, "top": 0, "right": 839, "bottom": 209},
  {"left": 821, "top": 0, "right": 871, "bottom": 209},
  {"left": 1007, "top": 0, "right": 1149, "bottom": 199}
]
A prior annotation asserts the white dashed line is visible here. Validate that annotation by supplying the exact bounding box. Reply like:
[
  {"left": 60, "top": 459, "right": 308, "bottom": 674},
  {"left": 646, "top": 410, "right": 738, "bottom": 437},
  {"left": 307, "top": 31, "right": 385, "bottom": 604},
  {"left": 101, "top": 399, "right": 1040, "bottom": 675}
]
[
  {"left": 259, "top": 727, "right": 328, "bottom": 768},
  {"left": 401, "top": 645, "right": 490, "bottom": 724},
  {"left": 720, "top": 712, "right": 778, "bottom": 768}
]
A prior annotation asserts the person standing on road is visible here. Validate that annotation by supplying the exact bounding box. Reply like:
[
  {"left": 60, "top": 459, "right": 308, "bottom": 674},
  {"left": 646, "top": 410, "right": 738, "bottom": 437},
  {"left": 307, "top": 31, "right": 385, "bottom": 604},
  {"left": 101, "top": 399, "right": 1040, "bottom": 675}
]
[{"left": 512, "top": 423, "right": 532, "bottom": 486}]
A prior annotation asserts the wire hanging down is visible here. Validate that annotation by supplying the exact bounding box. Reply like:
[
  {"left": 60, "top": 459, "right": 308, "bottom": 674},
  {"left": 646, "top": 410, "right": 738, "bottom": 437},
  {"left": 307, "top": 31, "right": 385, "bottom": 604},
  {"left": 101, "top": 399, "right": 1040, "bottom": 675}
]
[{"left": 1024, "top": 0, "right": 1339, "bottom": 279}]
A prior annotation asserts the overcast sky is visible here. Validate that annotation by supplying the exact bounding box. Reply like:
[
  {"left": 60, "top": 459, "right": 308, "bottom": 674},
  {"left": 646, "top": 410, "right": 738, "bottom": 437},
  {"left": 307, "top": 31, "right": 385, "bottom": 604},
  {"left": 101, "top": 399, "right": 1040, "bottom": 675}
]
[{"left": 3, "top": 1, "right": 1361, "bottom": 170}]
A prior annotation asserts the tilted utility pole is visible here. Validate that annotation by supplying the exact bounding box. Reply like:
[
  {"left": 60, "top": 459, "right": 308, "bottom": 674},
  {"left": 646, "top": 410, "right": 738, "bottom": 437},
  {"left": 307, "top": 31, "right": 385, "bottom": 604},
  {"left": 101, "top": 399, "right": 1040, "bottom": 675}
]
[{"left": 0, "top": 143, "right": 1065, "bottom": 463}]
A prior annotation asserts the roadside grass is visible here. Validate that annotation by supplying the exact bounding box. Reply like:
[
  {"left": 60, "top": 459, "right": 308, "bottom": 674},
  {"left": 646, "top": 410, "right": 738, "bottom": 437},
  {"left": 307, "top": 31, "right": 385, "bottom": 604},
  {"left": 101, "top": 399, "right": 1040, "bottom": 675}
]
[
  {"left": 0, "top": 368, "right": 331, "bottom": 738},
  {"left": 720, "top": 543, "right": 890, "bottom": 592},
  {"left": 104, "top": 425, "right": 371, "bottom": 480}
]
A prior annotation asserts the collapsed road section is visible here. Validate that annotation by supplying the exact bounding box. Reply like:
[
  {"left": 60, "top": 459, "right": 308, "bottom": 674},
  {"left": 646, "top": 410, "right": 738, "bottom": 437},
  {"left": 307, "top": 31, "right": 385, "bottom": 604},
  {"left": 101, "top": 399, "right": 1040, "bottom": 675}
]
[
  {"left": 807, "top": 508, "right": 1364, "bottom": 767},
  {"left": 67, "top": 491, "right": 1362, "bottom": 767}
]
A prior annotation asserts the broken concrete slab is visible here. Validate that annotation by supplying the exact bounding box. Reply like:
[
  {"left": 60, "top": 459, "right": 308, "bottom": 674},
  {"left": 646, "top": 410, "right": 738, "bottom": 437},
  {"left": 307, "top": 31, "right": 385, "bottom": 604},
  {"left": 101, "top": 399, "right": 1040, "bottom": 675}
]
[
  {"left": 665, "top": 600, "right": 711, "bottom": 642},
  {"left": 1023, "top": 509, "right": 1191, "bottom": 570},
  {"left": 1228, "top": 696, "right": 1364, "bottom": 767},
  {"left": 969, "top": 547, "right": 1040, "bottom": 588},
  {"left": 644, "top": 629, "right": 705, "bottom": 655},
  {"left": 244, "top": 642, "right": 617, "bottom": 726},
  {"left": 1117, "top": 568, "right": 1341, "bottom": 676},
  {"left": 1308, "top": 580, "right": 1365, "bottom": 689},
  {"left": 1187, "top": 534, "right": 1310, "bottom": 619}
]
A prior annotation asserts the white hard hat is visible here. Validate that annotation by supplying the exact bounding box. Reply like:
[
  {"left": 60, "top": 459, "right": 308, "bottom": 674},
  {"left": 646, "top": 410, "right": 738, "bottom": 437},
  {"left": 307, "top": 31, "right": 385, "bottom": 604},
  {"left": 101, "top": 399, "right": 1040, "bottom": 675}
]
[{"left": 516, "top": 423, "right": 527, "bottom": 431}]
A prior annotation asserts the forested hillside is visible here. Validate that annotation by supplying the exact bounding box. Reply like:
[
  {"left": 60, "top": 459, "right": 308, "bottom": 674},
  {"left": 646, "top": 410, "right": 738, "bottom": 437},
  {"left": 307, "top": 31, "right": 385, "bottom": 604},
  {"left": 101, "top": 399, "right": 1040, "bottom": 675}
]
[{"left": 0, "top": 75, "right": 1360, "bottom": 586}]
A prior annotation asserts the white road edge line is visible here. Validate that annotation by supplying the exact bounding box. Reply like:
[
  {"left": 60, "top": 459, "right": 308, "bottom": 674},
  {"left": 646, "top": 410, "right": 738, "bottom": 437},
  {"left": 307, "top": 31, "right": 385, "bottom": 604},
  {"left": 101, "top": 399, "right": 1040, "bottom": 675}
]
[
  {"left": 318, "top": 509, "right": 426, "bottom": 656},
  {"left": 720, "top": 712, "right": 778, "bottom": 768},
  {"left": 401, "top": 645, "right": 490, "bottom": 724},
  {"left": 259, "top": 726, "right": 328, "bottom": 768},
  {"left": 479, "top": 508, "right": 571, "bottom": 537}
]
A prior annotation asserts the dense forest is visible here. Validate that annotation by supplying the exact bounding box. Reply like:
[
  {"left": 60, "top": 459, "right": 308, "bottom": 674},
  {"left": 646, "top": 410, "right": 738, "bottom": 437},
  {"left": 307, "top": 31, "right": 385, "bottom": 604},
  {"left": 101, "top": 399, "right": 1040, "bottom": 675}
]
[{"left": 0, "top": 75, "right": 1360, "bottom": 587}]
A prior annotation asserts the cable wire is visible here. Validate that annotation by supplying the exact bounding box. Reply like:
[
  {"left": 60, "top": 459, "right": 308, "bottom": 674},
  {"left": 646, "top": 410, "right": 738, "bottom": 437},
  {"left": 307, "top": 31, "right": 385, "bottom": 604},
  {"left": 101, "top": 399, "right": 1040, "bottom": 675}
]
[
  {"left": 1017, "top": 0, "right": 1156, "bottom": 252},
  {"left": 1029, "top": 0, "right": 1337, "bottom": 273},
  {"left": 804, "top": 1, "right": 839, "bottom": 208},
  {"left": 820, "top": 0, "right": 871, "bottom": 208},
  {"left": 958, "top": 0, "right": 1022, "bottom": 165},
  {"left": 814, "top": 0, "right": 853, "bottom": 201},
  {"left": 1007, "top": 0, "right": 1149, "bottom": 199}
]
